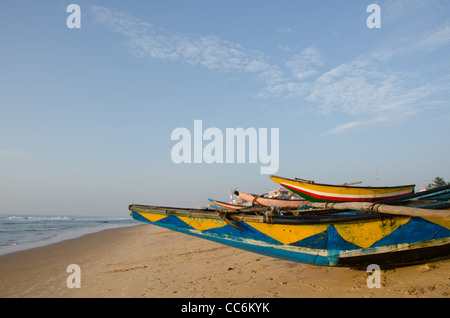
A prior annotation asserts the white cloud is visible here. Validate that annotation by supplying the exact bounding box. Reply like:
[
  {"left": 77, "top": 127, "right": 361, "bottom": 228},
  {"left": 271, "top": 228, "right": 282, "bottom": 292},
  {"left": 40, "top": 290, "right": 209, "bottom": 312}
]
[
  {"left": 370, "top": 23, "right": 450, "bottom": 62},
  {"left": 416, "top": 24, "right": 450, "bottom": 52},
  {"left": 0, "top": 149, "right": 31, "bottom": 159},
  {"left": 433, "top": 113, "right": 450, "bottom": 121},
  {"left": 257, "top": 82, "right": 311, "bottom": 99},
  {"left": 285, "top": 47, "right": 324, "bottom": 80},
  {"left": 90, "top": 6, "right": 152, "bottom": 38},
  {"left": 90, "top": 5, "right": 290, "bottom": 97},
  {"left": 90, "top": 5, "right": 450, "bottom": 136},
  {"left": 90, "top": 5, "right": 275, "bottom": 76},
  {"left": 305, "top": 58, "right": 405, "bottom": 116},
  {"left": 320, "top": 112, "right": 412, "bottom": 136},
  {"left": 317, "top": 81, "right": 445, "bottom": 135},
  {"left": 277, "top": 27, "right": 297, "bottom": 35}
]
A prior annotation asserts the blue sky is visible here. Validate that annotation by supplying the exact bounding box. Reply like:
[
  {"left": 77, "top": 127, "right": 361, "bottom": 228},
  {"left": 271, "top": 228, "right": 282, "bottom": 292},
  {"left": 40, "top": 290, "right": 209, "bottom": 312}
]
[{"left": 1, "top": 1, "right": 449, "bottom": 215}]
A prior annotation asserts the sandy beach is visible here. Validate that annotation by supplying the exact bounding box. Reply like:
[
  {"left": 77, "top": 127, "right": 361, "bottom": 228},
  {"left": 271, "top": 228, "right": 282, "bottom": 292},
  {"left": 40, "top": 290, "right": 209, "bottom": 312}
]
[{"left": 0, "top": 224, "right": 449, "bottom": 298}]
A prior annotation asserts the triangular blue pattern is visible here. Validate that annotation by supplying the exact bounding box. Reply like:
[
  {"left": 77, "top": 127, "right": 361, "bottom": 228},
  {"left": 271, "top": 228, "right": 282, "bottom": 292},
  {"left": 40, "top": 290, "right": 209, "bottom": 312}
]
[
  {"left": 372, "top": 217, "right": 450, "bottom": 248},
  {"left": 132, "top": 211, "right": 152, "bottom": 224},
  {"left": 158, "top": 215, "right": 195, "bottom": 230},
  {"left": 290, "top": 225, "right": 361, "bottom": 251},
  {"left": 204, "top": 222, "right": 284, "bottom": 245},
  {"left": 290, "top": 231, "right": 328, "bottom": 249}
]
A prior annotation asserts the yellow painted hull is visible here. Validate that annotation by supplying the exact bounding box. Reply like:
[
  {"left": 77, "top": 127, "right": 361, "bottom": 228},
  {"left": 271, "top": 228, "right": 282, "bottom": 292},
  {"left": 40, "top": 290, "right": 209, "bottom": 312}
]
[
  {"left": 271, "top": 176, "right": 415, "bottom": 202},
  {"left": 130, "top": 204, "right": 450, "bottom": 267}
]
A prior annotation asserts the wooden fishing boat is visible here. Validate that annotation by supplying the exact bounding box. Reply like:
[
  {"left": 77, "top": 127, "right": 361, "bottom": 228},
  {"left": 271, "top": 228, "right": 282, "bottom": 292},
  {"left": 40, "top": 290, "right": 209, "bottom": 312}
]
[
  {"left": 234, "top": 190, "right": 308, "bottom": 208},
  {"left": 270, "top": 175, "right": 415, "bottom": 203},
  {"left": 208, "top": 199, "right": 247, "bottom": 210},
  {"left": 129, "top": 186, "right": 450, "bottom": 268}
]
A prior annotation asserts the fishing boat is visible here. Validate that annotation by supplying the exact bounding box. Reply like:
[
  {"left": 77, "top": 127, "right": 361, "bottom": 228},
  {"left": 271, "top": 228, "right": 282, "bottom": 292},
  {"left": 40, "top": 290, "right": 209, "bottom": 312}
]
[
  {"left": 208, "top": 198, "right": 247, "bottom": 210},
  {"left": 129, "top": 185, "right": 450, "bottom": 268},
  {"left": 270, "top": 175, "right": 415, "bottom": 203},
  {"left": 234, "top": 190, "right": 308, "bottom": 208}
]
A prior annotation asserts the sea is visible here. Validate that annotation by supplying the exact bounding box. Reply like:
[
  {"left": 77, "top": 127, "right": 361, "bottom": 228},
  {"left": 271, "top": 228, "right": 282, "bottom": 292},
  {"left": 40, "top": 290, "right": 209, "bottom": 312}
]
[{"left": 0, "top": 214, "right": 139, "bottom": 256}]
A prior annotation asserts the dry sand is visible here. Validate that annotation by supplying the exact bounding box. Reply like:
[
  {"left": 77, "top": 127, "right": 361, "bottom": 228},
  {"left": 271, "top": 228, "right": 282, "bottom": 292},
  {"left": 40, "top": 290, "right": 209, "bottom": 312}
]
[{"left": 0, "top": 224, "right": 449, "bottom": 298}]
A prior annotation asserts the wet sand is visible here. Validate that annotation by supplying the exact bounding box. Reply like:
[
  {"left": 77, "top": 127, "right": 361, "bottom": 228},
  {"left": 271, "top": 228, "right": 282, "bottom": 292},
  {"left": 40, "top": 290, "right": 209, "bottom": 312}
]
[{"left": 0, "top": 224, "right": 449, "bottom": 298}]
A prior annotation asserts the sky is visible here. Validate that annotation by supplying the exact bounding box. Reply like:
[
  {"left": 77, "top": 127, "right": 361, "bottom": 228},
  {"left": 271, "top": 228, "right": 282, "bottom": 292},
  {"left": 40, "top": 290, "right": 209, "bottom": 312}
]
[{"left": 1, "top": 1, "right": 449, "bottom": 216}]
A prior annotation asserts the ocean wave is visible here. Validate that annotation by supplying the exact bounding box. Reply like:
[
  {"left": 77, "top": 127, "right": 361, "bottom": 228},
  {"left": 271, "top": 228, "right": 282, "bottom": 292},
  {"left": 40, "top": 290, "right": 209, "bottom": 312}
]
[
  {"left": 27, "top": 216, "right": 72, "bottom": 221},
  {"left": 4, "top": 216, "right": 73, "bottom": 221}
]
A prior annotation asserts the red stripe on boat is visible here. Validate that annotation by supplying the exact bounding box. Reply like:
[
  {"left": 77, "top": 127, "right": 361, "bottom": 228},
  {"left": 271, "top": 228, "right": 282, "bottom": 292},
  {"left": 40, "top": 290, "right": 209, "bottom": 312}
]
[{"left": 282, "top": 184, "right": 406, "bottom": 202}]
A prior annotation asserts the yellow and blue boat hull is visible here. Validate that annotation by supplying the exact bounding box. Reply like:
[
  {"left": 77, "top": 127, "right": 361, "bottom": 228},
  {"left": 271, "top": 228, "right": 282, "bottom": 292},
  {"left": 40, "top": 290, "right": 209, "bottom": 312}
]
[{"left": 129, "top": 205, "right": 450, "bottom": 268}]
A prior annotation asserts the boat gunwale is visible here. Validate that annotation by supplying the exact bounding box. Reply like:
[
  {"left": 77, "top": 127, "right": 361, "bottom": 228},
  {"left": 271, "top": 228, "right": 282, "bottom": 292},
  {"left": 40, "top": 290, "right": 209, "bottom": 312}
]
[
  {"left": 209, "top": 199, "right": 246, "bottom": 209},
  {"left": 129, "top": 204, "right": 405, "bottom": 225}
]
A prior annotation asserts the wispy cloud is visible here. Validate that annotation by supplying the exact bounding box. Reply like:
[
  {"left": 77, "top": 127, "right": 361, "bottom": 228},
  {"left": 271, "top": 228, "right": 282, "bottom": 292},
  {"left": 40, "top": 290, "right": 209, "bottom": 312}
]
[
  {"left": 320, "top": 114, "right": 409, "bottom": 136},
  {"left": 370, "top": 23, "right": 450, "bottom": 62},
  {"left": 285, "top": 47, "right": 324, "bottom": 80},
  {"left": 90, "top": 5, "right": 450, "bottom": 135},
  {"left": 255, "top": 47, "right": 324, "bottom": 99},
  {"left": 90, "top": 5, "right": 280, "bottom": 78},
  {"left": 416, "top": 23, "right": 450, "bottom": 52},
  {"left": 0, "top": 149, "right": 31, "bottom": 159},
  {"left": 277, "top": 27, "right": 297, "bottom": 35}
]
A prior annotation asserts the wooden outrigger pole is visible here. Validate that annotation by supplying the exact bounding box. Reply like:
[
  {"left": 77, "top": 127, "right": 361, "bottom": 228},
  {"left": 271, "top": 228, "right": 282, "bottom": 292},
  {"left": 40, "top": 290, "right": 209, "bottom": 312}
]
[{"left": 308, "top": 202, "right": 450, "bottom": 219}]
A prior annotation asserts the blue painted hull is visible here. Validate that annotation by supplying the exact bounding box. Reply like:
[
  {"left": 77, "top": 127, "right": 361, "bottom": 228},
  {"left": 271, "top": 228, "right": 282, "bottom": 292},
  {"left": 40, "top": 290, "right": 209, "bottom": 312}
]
[{"left": 130, "top": 208, "right": 450, "bottom": 268}]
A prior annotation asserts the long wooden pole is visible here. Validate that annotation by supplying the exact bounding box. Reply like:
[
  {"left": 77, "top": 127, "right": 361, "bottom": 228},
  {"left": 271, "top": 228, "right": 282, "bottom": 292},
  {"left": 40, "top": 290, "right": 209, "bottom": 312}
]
[
  {"left": 308, "top": 202, "right": 450, "bottom": 219},
  {"left": 340, "top": 181, "right": 362, "bottom": 186}
]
